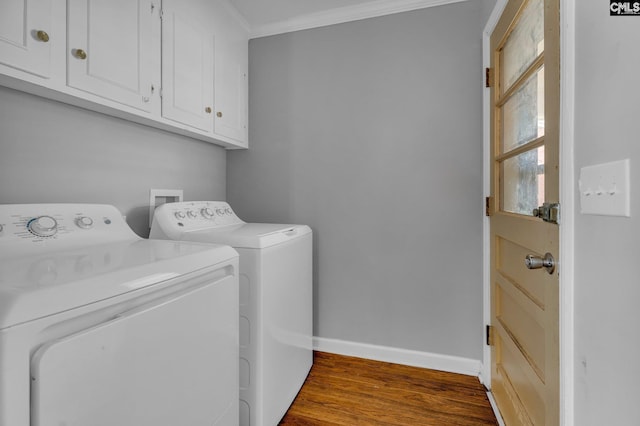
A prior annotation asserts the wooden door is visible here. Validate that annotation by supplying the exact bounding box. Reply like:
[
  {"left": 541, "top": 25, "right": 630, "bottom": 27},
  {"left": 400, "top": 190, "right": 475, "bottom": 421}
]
[
  {"left": 0, "top": 0, "right": 52, "bottom": 78},
  {"left": 489, "top": 0, "right": 560, "bottom": 424},
  {"left": 67, "top": 0, "right": 158, "bottom": 112}
]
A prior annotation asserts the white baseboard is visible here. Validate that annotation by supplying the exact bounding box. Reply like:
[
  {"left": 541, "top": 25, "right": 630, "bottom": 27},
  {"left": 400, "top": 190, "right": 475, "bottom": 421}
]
[
  {"left": 313, "top": 336, "right": 482, "bottom": 377},
  {"left": 486, "top": 391, "right": 506, "bottom": 426}
]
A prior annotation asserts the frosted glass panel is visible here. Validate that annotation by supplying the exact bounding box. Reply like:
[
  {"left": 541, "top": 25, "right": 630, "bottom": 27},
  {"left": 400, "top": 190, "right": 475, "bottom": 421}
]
[
  {"left": 501, "top": 0, "right": 544, "bottom": 92},
  {"left": 502, "top": 146, "right": 545, "bottom": 215},
  {"left": 501, "top": 67, "right": 544, "bottom": 153}
]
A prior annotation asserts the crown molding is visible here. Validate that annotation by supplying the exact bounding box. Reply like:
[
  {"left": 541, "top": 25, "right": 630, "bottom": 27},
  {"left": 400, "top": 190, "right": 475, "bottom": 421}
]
[
  {"left": 221, "top": 0, "right": 251, "bottom": 32},
  {"left": 249, "top": 0, "right": 469, "bottom": 39}
]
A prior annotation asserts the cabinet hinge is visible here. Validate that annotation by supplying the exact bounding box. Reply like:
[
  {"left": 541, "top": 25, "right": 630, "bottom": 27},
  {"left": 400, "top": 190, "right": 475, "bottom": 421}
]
[
  {"left": 485, "top": 196, "right": 494, "bottom": 217},
  {"left": 486, "top": 325, "right": 494, "bottom": 346},
  {"left": 159, "top": 8, "right": 164, "bottom": 21},
  {"left": 485, "top": 67, "right": 493, "bottom": 88}
]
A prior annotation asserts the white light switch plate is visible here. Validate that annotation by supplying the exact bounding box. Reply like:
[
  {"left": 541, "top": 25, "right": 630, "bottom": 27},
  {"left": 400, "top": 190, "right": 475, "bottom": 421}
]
[{"left": 579, "top": 159, "right": 630, "bottom": 217}]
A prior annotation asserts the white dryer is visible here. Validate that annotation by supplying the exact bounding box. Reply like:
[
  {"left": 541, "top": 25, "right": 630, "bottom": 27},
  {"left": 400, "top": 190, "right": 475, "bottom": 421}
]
[
  {"left": 150, "top": 201, "right": 312, "bottom": 426},
  {"left": 0, "top": 204, "right": 239, "bottom": 426}
]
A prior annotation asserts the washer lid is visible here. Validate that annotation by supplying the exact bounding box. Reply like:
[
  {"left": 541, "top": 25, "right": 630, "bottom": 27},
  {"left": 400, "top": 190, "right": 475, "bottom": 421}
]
[
  {"left": 0, "top": 239, "right": 237, "bottom": 329},
  {"left": 183, "top": 223, "right": 312, "bottom": 249}
]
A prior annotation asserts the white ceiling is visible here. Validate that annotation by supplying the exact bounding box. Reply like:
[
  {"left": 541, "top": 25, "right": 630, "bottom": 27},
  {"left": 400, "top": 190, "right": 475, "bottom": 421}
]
[{"left": 227, "top": 0, "right": 468, "bottom": 38}]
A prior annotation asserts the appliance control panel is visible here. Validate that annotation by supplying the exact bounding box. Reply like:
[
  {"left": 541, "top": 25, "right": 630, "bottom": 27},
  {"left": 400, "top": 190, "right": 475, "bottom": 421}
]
[
  {"left": 152, "top": 201, "right": 244, "bottom": 232},
  {"left": 0, "top": 204, "right": 136, "bottom": 247}
]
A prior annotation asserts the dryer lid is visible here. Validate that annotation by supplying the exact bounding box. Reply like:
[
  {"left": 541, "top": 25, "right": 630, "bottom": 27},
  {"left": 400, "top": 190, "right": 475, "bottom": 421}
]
[
  {"left": 0, "top": 204, "right": 237, "bottom": 329},
  {"left": 0, "top": 239, "right": 237, "bottom": 329},
  {"left": 183, "top": 223, "right": 312, "bottom": 249}
]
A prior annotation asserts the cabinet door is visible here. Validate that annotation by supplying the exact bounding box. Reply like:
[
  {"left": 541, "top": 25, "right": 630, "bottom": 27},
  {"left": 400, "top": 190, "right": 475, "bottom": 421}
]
[
  {"left": 214, "top": 36, "right": 248, "bottom": 144},
  {"left": 67, "top": 0, "right": 158, "bottom": 112},
  {"left": 0, "top": 0, "right": 52, "bottom": 77},
  {"left": 161, "top": 7, "right": 214, "bottom": 132}
]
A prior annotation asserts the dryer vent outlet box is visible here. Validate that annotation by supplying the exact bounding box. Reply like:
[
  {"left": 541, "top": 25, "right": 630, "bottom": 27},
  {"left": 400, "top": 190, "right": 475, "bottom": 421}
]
[{"left": 149, "top": 189, "right": 183, "bottom": 227}]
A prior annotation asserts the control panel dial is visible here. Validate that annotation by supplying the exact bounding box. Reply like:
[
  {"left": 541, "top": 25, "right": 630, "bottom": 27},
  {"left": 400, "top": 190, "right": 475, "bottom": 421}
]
[
  {"left": 187, "top": 210, "right": 198, "bottom": 219},
  {"left": 75, "top": 216, "right": 94, "bottom": 229},
  {"left": 201, "top": 208, "right": 214, "bottom": 219},
  {"left": 174, "top": 211, "right": 186, "bottom": 220},
  {"left": 28, "top": 215, "right": 58, "bottom": 237}
]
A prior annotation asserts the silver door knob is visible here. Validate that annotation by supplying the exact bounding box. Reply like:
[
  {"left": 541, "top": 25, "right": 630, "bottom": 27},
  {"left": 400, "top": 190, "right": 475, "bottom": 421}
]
[{"left": 525, "top": 253, "right": 555, "bottom": 274}]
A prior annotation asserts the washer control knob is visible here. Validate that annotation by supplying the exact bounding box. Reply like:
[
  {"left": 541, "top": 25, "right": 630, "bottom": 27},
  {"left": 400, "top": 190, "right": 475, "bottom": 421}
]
[
  {"left": 215, "top": 208, "right": 225, "bottom": 216},
  {"left": 75, "top": 216, "right": 94, "bottom": 229},
  {"left": 28, "top": 215, "right": 58, "bottom": 237},
  {"left": 187, "top": 210, "right": 198, "bottom": 219},
  {"left": 201, "top": 208, "right": 214, "bottom": 219},
  {"left": 224, "top": 207, "right": 232, "bottom": 215},
  {"left": 174, "top": 211, "right": 186, "bottom": 220}
]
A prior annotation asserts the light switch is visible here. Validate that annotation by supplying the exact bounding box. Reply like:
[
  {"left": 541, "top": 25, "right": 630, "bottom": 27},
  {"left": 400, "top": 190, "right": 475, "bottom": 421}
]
[{"left": 579, "top": 159, "right": 630, "bottom": 217}]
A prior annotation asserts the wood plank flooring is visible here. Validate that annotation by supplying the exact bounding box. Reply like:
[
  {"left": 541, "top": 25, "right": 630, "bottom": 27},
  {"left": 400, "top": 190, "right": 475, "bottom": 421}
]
[{"left": 279, "top": 351, "right": 498, "bottom": 426}]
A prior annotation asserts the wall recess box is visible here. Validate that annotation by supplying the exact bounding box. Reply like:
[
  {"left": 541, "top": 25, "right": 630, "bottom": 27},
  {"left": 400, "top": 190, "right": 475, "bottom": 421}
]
[
  {"left": 149, "top": 189, "right": 183, "bottom": 226},
  {"left": 578, "top": 159, "right": 630, "bottom": 217}
]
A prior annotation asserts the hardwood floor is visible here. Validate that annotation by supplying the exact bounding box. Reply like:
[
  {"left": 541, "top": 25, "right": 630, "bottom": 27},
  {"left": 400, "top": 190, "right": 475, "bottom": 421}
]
[{"left": 279, "top": 352, "right": 498, "bottom": 426}]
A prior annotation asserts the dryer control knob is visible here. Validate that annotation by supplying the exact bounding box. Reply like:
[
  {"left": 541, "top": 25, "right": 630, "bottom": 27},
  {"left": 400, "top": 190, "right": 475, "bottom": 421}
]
[
  {"left": 187, "top": 210, "right": 198, "bottom": 219},
  {"left": 215, "top": 208, "right": 225, "bottom": 216},
  {"left": 75, "top": 216, "right": 94, "bottom": 229},
  {"left": 201, "top": 208, "right": 214, "bottom": 219},
  {"left": 174, "top": 211, "right": 186, "bottom": 220},
  {"left": 28, "top": 215, "right": 58, "bottom": 237},
  {"left": 224, "top": 207, "right": 232, "bottom": 215}
]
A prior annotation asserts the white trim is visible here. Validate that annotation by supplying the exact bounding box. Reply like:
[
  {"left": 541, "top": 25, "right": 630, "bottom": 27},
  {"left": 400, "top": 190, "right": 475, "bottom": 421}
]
[
  {"left": 559, "top": 0, "right": 576, "bottom": 424},
  {"left": 313, "top": 337, "right": 482, "bottom": 377},
  {"left": 481, "top": 0, "right": 508, "bottom": 391},
  {"left": 220, "top": 0, "right": 250, "bottom": 32},
  {"left": 250, "top": 0, "right": 468, "bottom": 39},
  {"left": 486, "top": 392, "right": 507, "bottom": 426}
]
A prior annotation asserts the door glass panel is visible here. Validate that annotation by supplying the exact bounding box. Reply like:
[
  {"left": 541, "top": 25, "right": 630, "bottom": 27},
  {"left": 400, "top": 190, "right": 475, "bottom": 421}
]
[
  {"left": 500, "top": 0, "right": 544, "bottom": 92},
  {"left": 501, "top": 67, "right": 544, "bottom": 153},
  {"left": 501, "top": 146, "right": 544, "bottom": 215}
]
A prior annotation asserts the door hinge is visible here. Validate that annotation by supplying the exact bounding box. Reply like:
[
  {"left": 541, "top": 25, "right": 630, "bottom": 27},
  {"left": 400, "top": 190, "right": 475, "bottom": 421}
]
[
  {"left": 533, "top": 202, "right": 560, "bottom": 224},
  {"left": 485, "top": 67, "right": 493, "bottom": 88},
  {"left": 485, "top": 196, "right": 494, "bottom": 217},
  {"left": 159, "top": 8, "right": 164, "bottom": 21},
  {"left": 486, "top": 325, "right": 494, "bottom": 346}
]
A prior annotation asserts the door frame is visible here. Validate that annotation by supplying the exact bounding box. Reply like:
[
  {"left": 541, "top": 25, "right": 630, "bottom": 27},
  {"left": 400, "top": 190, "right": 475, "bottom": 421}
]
[{"left": 480, "top": 0, "right": 576, "bottom": 425}]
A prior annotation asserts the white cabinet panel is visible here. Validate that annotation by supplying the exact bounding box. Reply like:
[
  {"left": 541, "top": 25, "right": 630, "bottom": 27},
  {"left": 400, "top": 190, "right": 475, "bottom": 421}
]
[
  {"left": 214, "top": 38, "right": 247, "bottom": 144},
  {"left": 161, "top": 8, "right": 214, "bottom": 132},
  {"left": 0, "top": 0, "right": 53, "bottom": 77},
  {"left": 67, "top": 0, "right": 158, "bottom": 112}
]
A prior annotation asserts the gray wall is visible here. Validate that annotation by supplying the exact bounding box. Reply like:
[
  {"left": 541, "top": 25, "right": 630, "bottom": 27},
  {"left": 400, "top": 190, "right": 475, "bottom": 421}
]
[
  {"left": 0, "top": 86, "right": 227, "bottom": 237},
  {"left": 573, "top": 5, "right": 640, "bottom": 425},
  {"left": 228, "top": 1, "right": 494, "bottom": 360}
]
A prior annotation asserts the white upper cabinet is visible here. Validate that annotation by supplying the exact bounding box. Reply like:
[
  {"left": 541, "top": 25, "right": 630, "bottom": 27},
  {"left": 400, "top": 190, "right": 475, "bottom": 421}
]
[
  {"left": 0, "top": 0, "right": 247, "bottom": 148},
  {"left": 161, "top": 5, "right": 214, "bottom": 132},
  {"left": 161, "top": 0, "right": 248, "bottom": 146},
  {"left": 67, "top": 0, "right": 160, "bottom": 112},
  {"left": 0, "top": 0, "right": 53, "bottom": 78},
  {"left": 214, "top": 21, "right": 248, "bottom": 145}
]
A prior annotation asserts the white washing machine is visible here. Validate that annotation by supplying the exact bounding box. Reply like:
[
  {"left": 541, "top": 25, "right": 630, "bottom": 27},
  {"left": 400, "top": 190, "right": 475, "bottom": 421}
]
[
  {"left": 0, "top": 204, "right": 239, "bottom": 426},
  {"left": 150, "top": 201, "right": 312, "bottom": 426}
]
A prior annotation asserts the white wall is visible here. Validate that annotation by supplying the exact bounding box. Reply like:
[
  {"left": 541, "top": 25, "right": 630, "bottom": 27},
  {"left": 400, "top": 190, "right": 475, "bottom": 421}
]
[
  {"left": 0, "top": 86, "right": 227, "bottom": 236},
  {"left": 228, "top": 1, "right": 495, "bottom": 361},
  {"left": 573, "top": 4, "right": 640, "bottom": 425}
]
